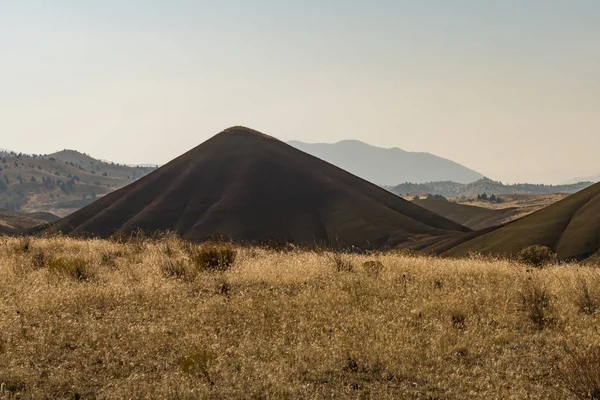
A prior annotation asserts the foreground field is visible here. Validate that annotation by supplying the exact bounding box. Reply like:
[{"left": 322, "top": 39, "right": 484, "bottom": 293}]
[{"left": 1, "top": 237, "right": 600, "bottom": 399}]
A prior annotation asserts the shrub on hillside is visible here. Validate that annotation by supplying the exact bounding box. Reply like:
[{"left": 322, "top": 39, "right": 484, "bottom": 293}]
[
  {"left": 190, "top": 243, "right": 236, "bottom": 272},
  {"left": 518, "top": 245, "right": 557, "bottom": 267}
]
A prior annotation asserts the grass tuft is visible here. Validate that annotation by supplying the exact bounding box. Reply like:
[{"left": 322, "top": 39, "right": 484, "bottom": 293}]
[{"left": 47, "top": 256, "right": 95, "bottom": 282}]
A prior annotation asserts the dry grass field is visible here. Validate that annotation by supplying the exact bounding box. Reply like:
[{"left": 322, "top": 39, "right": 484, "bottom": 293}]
[{"left": 1, "top": 236, "right": 600, "bottom": 399}]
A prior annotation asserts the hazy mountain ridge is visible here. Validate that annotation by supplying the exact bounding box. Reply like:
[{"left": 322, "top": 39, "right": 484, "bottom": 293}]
[
  {"left": 563, "top": 173, "right": 600, "bottom": 184},
  {"left": 0, "top": 149, "right": 156, "bottom": 216},
  {"left": 387, "top": 178, "right": 593, "bottom": 197},
  {"left": 287, "top": 140, "right": 483, "bottom": 185}
]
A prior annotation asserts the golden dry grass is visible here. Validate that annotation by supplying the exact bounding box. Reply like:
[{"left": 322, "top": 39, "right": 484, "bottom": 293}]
[{"left": 1, "top": 236, "right": 600, "bottom": 399}]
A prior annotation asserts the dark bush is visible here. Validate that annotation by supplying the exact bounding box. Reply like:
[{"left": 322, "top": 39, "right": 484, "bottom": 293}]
[
  {"left": 191, "top": 243, "right": 236, "bottom": 272},
  {"left": 362, "top": 260, "right": 384, "bottom": 277},
  {"left": 518, "top": 245, "right": 557, "bottom": 267}
]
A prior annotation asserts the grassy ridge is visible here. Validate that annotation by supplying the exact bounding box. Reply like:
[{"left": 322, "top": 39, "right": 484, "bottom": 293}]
[{"left": 1, "top": 236, "right": 600, "bottom": 399}]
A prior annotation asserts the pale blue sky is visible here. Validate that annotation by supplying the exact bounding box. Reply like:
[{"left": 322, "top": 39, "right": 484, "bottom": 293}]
[{"left": 1, "top": 1, "right": 598, "bottom": 183}]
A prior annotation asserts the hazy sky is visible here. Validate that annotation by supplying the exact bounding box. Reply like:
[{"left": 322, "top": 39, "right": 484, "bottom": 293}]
[{"left": 1, "top": 1, "right": 598, "bottom": 183}]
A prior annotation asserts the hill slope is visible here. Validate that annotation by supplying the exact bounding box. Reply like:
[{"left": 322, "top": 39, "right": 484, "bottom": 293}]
[
  {"left": 389, "top": 178, "right": 592, "bottom": 197},
  {"left": 412, "top": 199, "right": 521, "bottom": 230},
  {"left": 0, "top": 150, "right": 156, "bottom": 216},
  {"left": 287, "top": 140, "right": 483, "bottom": 185},
  {"left": 0, "top": 209, "right": 59, "bottom": 234},
  {"left": 45, "top": 127, "right": 470, "bottom": 249},
  {"left": 442, "top": 182, "right": 600, "bottom": 260}
]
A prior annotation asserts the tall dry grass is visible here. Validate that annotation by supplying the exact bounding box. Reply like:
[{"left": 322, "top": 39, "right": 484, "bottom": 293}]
[{"left": 1, "top": 235, "right": 599, "bottom": 399}]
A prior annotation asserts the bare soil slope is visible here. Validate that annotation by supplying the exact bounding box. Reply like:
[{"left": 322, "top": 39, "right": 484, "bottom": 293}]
[
  {"left": 443, "top": 182, "right": 600, "bottom": 260},
  {"left": 45, "top": 127, "right": 470, "bottom": 249}
]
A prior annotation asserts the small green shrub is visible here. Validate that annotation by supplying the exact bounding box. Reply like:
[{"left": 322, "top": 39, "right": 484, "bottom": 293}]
[
  {"left": 518, "top": 245, "right": 557, "bottom": 267},
  {"left": 47, "top": 257, "right": 95, "bottom": 282},
  {"left": 190, "top": 244, "right": 236, "bottom": 272},
  {"left": 556, "top": 347, "right": 600, "bottom": 399}
]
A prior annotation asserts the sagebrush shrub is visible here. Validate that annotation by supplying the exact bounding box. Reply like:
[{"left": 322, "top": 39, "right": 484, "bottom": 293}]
[
  {"left": 518, "top": 245, "right": 557, "bottom": 267},
  {"left": 519, "top": 279, "right": 554, "bottom": 329},
  {"left": 190, "top": 244, "right": 236, "bottom": 272}
]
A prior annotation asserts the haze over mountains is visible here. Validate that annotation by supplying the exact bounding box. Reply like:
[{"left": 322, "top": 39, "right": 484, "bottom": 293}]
[
  {"left": 46, "top": 127, "right": 469, "bottom": 249},
  {"left": 563, "top": 173, "right": 600, "bottom": 184},
  {"left": 288, "top": 140, "right": 483, "bottom": 186}
]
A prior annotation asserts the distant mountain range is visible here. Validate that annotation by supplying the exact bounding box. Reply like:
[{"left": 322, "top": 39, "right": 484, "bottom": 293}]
[
  {"left": 0, "top": 149, "right": 156, "bottom": 216},
  {"left": 387, "top": 178, "right": 593, "bottom": 197},
  {"left": 287, "top": 140, "right": 483, "bottom": 185}
]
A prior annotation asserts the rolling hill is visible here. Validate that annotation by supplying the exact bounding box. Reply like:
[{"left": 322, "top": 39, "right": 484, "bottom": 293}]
[
  {"left": 0, "top": 150, "right": 156, "bottom": 216},
  {"left": 44, "top": 127, "right": 470, "bottom": 249},
  {"left": 412, "top": 199, "right": 521, "bottom": 230},
  {"left": 0, "top": 209, "right": 59, "bottom": 234},
  {"left": 287, "top": 140, "right": 483, "bottom": 185},
  {"left": 389, "top": 178, "right": 592, "bottom": 197},
  {"left": 440, "top": 182, "right": 600, "bottom": 260}
]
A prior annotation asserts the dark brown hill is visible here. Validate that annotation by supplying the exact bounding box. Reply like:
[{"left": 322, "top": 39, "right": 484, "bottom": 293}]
[
  {"left": 441, "top": 182, "right": 600, "bottom": 260},
  {"left": 45, "top": 127, "right": 470, "bottom": 249},
  {"left": 413, "top": 199, "right": 521, "bottom": 230}
]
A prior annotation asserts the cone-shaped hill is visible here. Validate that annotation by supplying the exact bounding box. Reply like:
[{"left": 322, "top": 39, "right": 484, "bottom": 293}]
[
  {"left": 45, "top": 127, "right": 470, "bottom": 249},
  {"left": 441, "top": 181, "right": 600, "bottom": 260}
]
